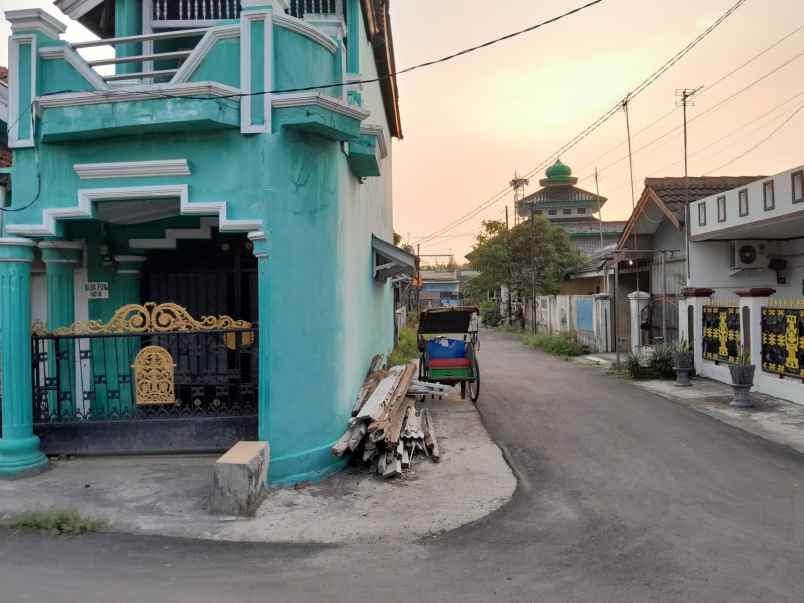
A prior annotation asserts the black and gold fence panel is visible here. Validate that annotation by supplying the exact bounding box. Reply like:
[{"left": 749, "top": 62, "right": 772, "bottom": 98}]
[
  {"left": 761, "top": 307, "right": 804, "bottom": 378},
  {"left": 702, "top": 306, "right": 741, "bottom": 363}
]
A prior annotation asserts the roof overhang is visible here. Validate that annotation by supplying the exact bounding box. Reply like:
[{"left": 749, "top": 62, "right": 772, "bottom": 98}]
[
  {"left": 372, "top": 235, "right": 416, "bottom": 281},
  {"left": 690, "top": 208, "right": 804, "bottom": 241},
  {"left": 617, "top": 185, "right": 681, "bottom": 249}
]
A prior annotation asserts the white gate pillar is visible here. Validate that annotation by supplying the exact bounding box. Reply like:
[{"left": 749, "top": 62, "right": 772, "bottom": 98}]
[{"left": 628, "top": 291, "right": 651, "bottom": 352}]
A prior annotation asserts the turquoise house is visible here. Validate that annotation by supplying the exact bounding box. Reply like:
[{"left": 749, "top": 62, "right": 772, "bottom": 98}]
[{"left": 0, "top": 0, "right": 412, "bottom": 484}]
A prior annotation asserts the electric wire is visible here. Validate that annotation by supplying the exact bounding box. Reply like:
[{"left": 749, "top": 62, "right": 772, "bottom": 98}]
[{"left": 414, "top": 0, "right": 749, "bottom": 246}]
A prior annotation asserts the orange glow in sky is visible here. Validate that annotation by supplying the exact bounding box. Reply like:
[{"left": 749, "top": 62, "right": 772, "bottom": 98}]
[{"left": 388, "top": 0, "right": 804, "bottom": 260}]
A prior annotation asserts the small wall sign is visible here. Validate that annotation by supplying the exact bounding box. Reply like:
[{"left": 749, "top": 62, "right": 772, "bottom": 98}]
[{"left": 85, "top": 282, "right": 109, "bottom": 299}]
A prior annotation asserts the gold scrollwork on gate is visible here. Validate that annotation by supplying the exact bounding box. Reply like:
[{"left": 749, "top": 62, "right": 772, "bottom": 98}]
[
  {"left": 47, "top": 302, "right": 253, "bottom": 341},
  {"left": 132, "top": 345, "right": 177, "bottom": 405}
]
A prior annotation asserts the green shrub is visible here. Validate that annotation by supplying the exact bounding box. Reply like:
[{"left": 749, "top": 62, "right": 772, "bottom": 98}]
[
  {"left": 2, "top": 510, "right": 107, "bottom": 536},
  {"left": 521, "top": 333, "right": 585, "bottom": 357},
  {"left": 626, "top": 351, "right": 648, "bottom": 379},
  {"left": 389, "top": 326, "right": 419, "bottom": 366},
  {"left": 480, "top": 300, "right": 502, "bottom": 328},
  {"left": 649, "top": 345, "right": 676, "bottom": 379}
]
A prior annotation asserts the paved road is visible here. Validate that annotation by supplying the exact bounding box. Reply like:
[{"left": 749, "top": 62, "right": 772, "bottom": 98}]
[{"left": 2, "top": 329, "right": 804, "bottom": 602}]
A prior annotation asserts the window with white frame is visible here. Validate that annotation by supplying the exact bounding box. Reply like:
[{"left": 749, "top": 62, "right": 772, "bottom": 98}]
[
  {"left": 738, "top": 189, "right": 749, "bottom": 217},
  {"left": 717, "top": 195, "right": 726, "bottom": 222},
  {"left": 763, "top": 180, "right": 775, "bottom": 211},
  {"left": 792, "top": 170, "right": 803, "bottom": 204},
  {"left": 698, "top": 202, "right": 707, "bottom": 226}
]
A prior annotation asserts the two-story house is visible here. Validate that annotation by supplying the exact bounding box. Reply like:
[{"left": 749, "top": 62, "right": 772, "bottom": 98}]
[{"left": 0, "top": 0, "right": 411, "bottom": 485}]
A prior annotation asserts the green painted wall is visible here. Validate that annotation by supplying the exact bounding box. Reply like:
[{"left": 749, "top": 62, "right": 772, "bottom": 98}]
[{"left": 4, "top": 13, "right": 395, "bottom": 485}]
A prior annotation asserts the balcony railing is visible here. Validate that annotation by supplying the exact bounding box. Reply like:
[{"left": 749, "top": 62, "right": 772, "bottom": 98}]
[{"left": 149, "top": 0, "right": 343, "bottom": 28}]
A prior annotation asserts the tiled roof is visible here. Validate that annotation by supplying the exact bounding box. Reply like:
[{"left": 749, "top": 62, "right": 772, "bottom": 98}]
[
  {"left": 0, "top": 66, "right": 7, "bottom": 81},
  {"left": 645, "top": 176, "right": 764, "bottom": 220}
]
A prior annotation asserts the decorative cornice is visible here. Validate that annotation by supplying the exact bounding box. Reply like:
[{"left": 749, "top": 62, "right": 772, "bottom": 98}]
[
  {"left": 680, "top": 287, "right": 714, "bottom": 298},
  {"left": 38, "top": 241, "right": 83, "bottom": 250},
  {"left": 735, "top": 288, "right": 776, "bottom": 298},
  {"left": 361, "top": 124, "right": 388, "bottom": 159},
  {"left": 273, "top": 91, "right": 370, "bottom": 121},
  {"left": 172, "top": 25, "right": 241, "bottom": 84},
  {"left": 74, "top": 160, "right": 191, "bottom": 180},
  {"left": 5, "top": 9, "right": 67, "bottom": 38},
  {"left": 0, "top": 237, "right": 36, "bottom": 247},
  {"left": 129, "top": 217, "right": 217, "bottom": 250},
  {"left": 39, "top": 45, "right": 109, "bottom": 91},
  {"left": 5, "top": 184, "right": 262, "bottom": 236},
  {"left": 53, "top": 0, "right": 103, "bottom": 21},
  {"left": 274, "top": 13, "right": 338, "bottom": 54},
  {"left": 35, "top": 82, "right": 240, "bottom": 109}
]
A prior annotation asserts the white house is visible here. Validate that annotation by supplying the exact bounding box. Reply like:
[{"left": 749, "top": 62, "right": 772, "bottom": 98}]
[{"left": 682, "top": 164, "right": 804, "bottom": 404}]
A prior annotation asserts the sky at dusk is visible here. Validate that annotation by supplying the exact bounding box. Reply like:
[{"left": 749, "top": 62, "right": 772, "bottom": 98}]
[{"left": 1, "top": 1, "right": 802, "bottom": 262}]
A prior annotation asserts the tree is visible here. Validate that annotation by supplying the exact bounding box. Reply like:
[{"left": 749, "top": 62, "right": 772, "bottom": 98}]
[{"left": 465, "top": 216, "right": 584, "bottom": 303}]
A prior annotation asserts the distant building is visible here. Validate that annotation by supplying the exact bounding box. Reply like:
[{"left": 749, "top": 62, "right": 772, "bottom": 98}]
[
  {"left": 517, "top": 159, "right": 625, "bottom": 256},
  {"left": 418, "top": 269, "right": 479, "bottom": 309}
]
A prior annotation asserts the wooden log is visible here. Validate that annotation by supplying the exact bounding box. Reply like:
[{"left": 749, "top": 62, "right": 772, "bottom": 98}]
[
  {"left": 382, "top": 451, "right": 402, "bottom": 479},
  {"left": 351, "top": 354, "right": 388, "bottom": 416},
  {"left": 354, "top": 365, "right": 405, "bottom": 423},
  {"left": 348, "top": 422, "right": 368, "bottom": 451},
  {"left": 331, "top": 429, "right": 352, "bottom": 457},
  {"left": 422, "top": 408, "right": 441, "bottom": 463},
  {"left": 386, "top": 399, "right": 416, "bottom": 448}
]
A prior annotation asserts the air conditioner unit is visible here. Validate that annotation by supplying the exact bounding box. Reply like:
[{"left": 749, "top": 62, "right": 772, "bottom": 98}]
[{"left": 730, "top": 240, "right": 768, "bottom": 271}]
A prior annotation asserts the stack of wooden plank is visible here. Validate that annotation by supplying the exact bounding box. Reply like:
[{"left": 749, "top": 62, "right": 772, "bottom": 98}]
[{"left": 332, "top": 357, "right": 443, "bottom": 479}]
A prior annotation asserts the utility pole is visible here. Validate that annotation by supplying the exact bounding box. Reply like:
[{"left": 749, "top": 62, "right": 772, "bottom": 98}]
[
  {"left": 676, "top": 87, "right": 703, "bottom": 280},
  {"left": 622, "top": 95, "right": 640, "bottom": 291}
]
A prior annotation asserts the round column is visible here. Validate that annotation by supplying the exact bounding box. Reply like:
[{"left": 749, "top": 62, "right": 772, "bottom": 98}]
[
  {"left": 0, "top": 238, "right": 48, "bottom": 479},
  {"left": 248, "top": 233, "right": 270, "bottom": 443}
]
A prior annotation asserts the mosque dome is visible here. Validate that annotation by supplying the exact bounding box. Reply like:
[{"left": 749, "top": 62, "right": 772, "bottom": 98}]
[{"left": 540, "top": 159, "right": 578, "bottom": 186}]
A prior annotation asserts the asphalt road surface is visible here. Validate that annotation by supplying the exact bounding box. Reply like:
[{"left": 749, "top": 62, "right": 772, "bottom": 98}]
[{"left": 2, "top": 329, "right": 803, "bottom": 602}]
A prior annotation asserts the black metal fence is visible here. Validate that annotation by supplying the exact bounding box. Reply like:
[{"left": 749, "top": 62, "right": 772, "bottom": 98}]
[{"left": 31, "top": 328, "right": 258, "bottom": 424}]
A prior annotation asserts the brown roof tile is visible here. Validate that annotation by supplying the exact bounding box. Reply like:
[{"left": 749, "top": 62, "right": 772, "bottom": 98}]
[{"left": 646, "top": 176, "right": 764, "bottom": 220}]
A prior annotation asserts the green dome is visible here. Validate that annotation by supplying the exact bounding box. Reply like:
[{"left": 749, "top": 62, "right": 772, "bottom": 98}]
[{"left": 545, "top": 159, "right": 573, "bottom": 180}]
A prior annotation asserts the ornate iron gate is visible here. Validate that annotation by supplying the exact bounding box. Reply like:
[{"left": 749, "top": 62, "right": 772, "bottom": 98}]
[{"left": 31, "top": 302, "right": 258, "bottom": 455}]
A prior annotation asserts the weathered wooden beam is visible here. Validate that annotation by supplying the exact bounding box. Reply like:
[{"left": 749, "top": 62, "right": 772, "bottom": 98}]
[{"left": 422, "top": 408, "right": 441, "bottom": 463}]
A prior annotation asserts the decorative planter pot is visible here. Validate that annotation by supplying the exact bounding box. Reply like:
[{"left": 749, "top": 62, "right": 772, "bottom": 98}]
[
  {"left": 673, "top": 351, "right": 694, "bottom": 387},
  {"left": 728, "top": 364, "right": 755, "bottom": 408}
]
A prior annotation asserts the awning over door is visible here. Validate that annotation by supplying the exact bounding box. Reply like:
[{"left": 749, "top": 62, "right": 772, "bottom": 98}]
[{"left": 372, "top": 235, "right": 416, "bottom": 281}]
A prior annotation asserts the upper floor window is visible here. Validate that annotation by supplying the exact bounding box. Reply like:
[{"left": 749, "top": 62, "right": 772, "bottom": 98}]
[
  {"left": 577, "top": 208, "right": 587, "bottom": 214},
  {"left": 548, "top": 209, "right": 557, "bottom": 216},
  {"left": 738, "top": 189, "right": 749, "bottom": 217},
  {"left": 792, "top": 170, "right": 804, "bottom": 204},
  {"left": 563, "top": 208, "right": 572, "bottom": 215},
  {"left": 535, "top": 209, "right": 543, "bottom": 215},
  {"left": 698, "top": 202, "right": 707, "bottom": 227},
  {"left": 763, "top": 180, "right": 775, "bottom": 211},
  {"left": 717, "top": 195, "right": 726, "bottom": 222}
]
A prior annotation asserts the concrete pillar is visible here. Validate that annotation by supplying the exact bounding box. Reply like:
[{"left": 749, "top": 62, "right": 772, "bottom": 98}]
[
  {"left": 0, "top": 238, "right": 48, "bottom": 479},
  {"left": 736, "top": 288, "right": 775, "bottom": 371},
  {"left": 593, "top": 293, "right": 611, "bottom": 352},
  {"left": 679, "top": 288, "right": 714, "bottom": 377},
  {"left": 39, "top": 241, "right": 82, "bottom": 417},
  {"left": 114, "top": 256, "right": 146, "bottom": 412},
  {"left": 249, "top": 232, "right": 270, "bottom": 442},
  {"left": 628, "top": 291, "right": 651, "bottom": 352}
]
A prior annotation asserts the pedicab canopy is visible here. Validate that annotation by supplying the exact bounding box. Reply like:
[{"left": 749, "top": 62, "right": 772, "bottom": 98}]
[{"left": 418, "top": 307, "right": 479, "bottom": 335}]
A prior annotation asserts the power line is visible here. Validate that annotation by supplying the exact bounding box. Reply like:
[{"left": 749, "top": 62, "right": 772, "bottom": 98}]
[
  {"left": 414, "top": 0, "right": 749, "bottom": 245},
  {"left": 704, "top": 101, "right": 804, "bottom": 174},
  {"left": 573, "top": 21, "right": 804, "bottom": 177},
  {"left": 576, "top": 44, "right": 804, "bottom": 185},
  {"left": 153, "top": 0, "right": 608, "bottom": 100}
]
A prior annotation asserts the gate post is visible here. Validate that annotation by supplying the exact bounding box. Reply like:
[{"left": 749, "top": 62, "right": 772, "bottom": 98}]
[
  {"left": 249, "top": 232, "right": 270, "bottom": 442},
  {"left": 40, "top": 242, "right": 82, "bottom": 416},
  {"left": 628, "top": 291, "right": 651, "bottom": 352},
  {"left": 0, "top": 238, "right": 48, "bottom": 479}
]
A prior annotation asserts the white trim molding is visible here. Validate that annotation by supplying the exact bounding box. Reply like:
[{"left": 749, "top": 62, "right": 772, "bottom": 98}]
[
  {"left": 248, "top": 230, "right": 269, "bottom": 258},
  {"left": 241, "top": 0, "right": 289, "bottom": 8},
  {"left": 38, "top": 45, "right": 109, "bottom": 91},
  {"left": 5, "top": 185, "right": 262, "bottom": 237},
  {"left": 53, "top": 0, "right": 103, "bottom": 21},
  {"left": 74, "top": 160, "right": 191, "bottom": 180},
  {"left": 129, "top": 217, "right": 217, "bottom": 250},
  {"left": 113, "top": 255, "right": 147, "bottom": 262},
  {"left": 35, "top": 81, "right": 240, "bottom": 109},
  {"left": 38, "top": 240, "right": 83, "bottom": 250},
  {"left": 240, "top": 9, "right": 273, "bottom": 134},
  {"left": 273, "top": 91, "right": 370, "bottom": 121},
  {"left": 8, "top": 34, "right": 37, "bottom": 148},
  {"left": 0, "top": 81, "right": 8, "bottom": 123},
  {"left": 172, "top": 25, "right": 241, "bottom": 84},
  {"left": 361, "top": 124, "right": 388, "bottom": 159},
  {"left": 273, "top": 13, "right": 338, "bottom": 54},
  {"left": 5, "top": 9, "right": 67, "bottom": 39}
]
